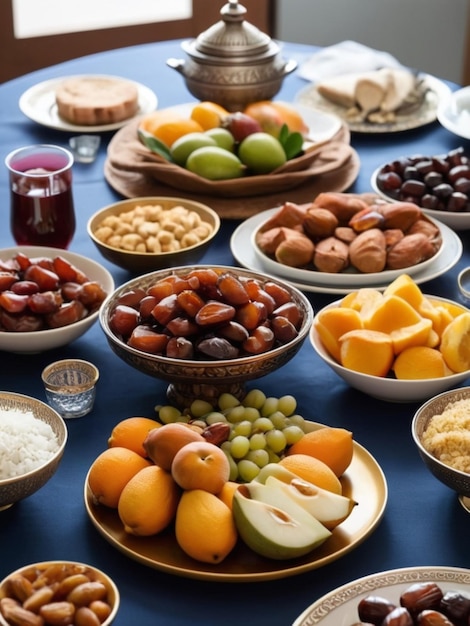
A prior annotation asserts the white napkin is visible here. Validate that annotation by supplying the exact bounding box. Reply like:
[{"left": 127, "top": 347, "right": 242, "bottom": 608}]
[{"left": 298, "top": 40, "right": 407, "bottom": 83}]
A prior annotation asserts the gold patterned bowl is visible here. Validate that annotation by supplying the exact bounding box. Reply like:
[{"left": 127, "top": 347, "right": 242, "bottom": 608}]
[
  {"left": 0, "top": 392, "right": 67, "bottom": 511},
  {"left": 0, "top": 560, "right": 119, "bottom": 626},
  {"left": 412, "top": 387, "right": 470, "bottom": 508},
  {"left": 99, "top": 265, "right": 313, "bottom": 407}
]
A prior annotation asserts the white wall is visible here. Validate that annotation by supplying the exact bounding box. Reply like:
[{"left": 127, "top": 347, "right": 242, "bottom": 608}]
[{"left": 275, "top": 0, "right": 468, "bottom": 85}]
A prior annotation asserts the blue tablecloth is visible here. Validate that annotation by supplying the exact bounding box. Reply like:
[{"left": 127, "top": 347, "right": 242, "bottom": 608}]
[{"left": 1, "top": 40, "right": 469, "bottom": 626}]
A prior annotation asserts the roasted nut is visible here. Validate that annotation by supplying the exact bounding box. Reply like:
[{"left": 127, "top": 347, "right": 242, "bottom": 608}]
[
  {"left": 312, "top": 192, "right": 370, "bottom": 223},
  {"left": 349, "top": 208, "right": 385, "bottom": 232},
  {"left": 334, "top": 226, "right": 357, "bottom": 244},
  {"left": 303, "top": 207, "right": 338, "bottom": 239},
  {"left": 376, "top": 201, "right": 422, "bottom": 230},
  {"left": 312, "top": 236, "right": 349, "bottom": 273},
  {"left": 406, "top": 218, "right": 441, "bottom": 240},
  {"left": 386, "top": 233, "right": 438, "bottom": 269},
  {"left": 256, "top": 227, "right": 295, "bottom": 255},
  {"left": 202, "top": 422, "right": 231, "bottom": 446},
  {"left": 258, "top": 201, "right": 307, "bottom": 231},
  {"left": 383, "top": 228, "right": 404, "bottom": 249},
  {"left": 275, "top": 234, "right": 315, "bottom": 268},
  {"left": 349, "top": 228, "right": 387, "bottom": 273}
]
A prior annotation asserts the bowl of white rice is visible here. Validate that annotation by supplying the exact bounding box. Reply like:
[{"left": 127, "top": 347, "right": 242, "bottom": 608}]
[
  {"left": 0, "top": 391, "right": 67, "bottom": 510},
  {"left": 412, "top": 386, "right": 470, "bottom": 509}
]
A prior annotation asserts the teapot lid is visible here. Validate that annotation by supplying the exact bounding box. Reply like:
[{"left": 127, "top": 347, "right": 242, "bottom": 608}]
[{"left": 182, "top": 0, "right": 279, "bottom": 63}]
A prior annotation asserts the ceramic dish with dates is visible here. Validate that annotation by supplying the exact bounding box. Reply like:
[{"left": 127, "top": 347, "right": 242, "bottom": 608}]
[
  {"left": 293, "top": 566, "right": 470, "bottom": 626},
  {"left": 84, "top": 421, "right": 387, "bottom": 582},
  {"left": 371, "top": 146, "right": 470, "bottom": 231}
]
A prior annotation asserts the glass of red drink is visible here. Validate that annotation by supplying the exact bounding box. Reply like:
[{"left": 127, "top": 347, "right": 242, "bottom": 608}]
[{"left": 5, "top": 144, "right": 76, "bottom": 248}]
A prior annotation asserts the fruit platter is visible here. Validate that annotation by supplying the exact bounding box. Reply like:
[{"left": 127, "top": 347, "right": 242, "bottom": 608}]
[
  {"left": 84, "top": 390, "right": 387, "bottom": 582},
  {"left": 104, "top": 100, "right": 360, "bottom": 218}
]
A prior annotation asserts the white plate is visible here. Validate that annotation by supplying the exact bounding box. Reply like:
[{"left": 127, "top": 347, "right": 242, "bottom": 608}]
[
  {"left": 438, "top": 86, "right": 470, "bottom": 140},
  {"left": 293, "top": 566, "right": 470, "bottom": 625},
  {"left": 371, "top": 166, "right": 470, "bottom": 232},
  {"left": 295, "top": 74, "right": 452, "bottom": 133},
  {"left": 157, "top": 102, "right": 343, "bottom": 145},
  {"left": 252, "top": 214, "right": 445, "bottom": 287},
  {"left": 230, "top": 208, "right": 462, "bottom": 294},
  {"left": 19, "top": 74, "right": 158, "bottom": 132}
]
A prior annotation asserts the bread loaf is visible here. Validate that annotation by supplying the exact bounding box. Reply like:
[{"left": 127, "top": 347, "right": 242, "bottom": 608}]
[{"left": 56, "top": 76, "right": 139, "bottom": 125}]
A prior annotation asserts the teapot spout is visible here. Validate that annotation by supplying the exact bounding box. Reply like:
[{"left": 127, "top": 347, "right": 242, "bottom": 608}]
[{"left": 166, "top": 58, "right": 186, "bottom": 75}]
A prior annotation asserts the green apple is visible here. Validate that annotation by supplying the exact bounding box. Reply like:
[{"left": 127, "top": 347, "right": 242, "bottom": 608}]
[
  {"left": 186, "top": 146, "right": 245, "bottom": 180},
  {"left": 232, "top": 484, "right": 331, "bottom": 560},
  {"left": 205, "top": 127, "right": 236, "bottom": 152},
  {"left": 170, "top": 132, "right": 217, "bottom": 166},
  {"left": 237, "top": 132, "right": 287, "bottom": 174},
  {"left": 264, "top": 476, "right": 357, "bottom": 530}
]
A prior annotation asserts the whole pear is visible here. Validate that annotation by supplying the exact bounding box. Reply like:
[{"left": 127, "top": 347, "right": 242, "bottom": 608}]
[{"left": 238, "top": 132, "right": 287, "bottom": 174}]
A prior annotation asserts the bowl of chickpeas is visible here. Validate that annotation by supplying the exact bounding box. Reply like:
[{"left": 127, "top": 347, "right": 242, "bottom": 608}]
[
  {"left": 87, "top": 196, "right": 221, "bottom": 273},
  {"left": 0, "top": 560, "right": 119, "bottom": 626}
]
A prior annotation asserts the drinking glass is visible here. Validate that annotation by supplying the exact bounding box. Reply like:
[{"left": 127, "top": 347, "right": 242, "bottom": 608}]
[{"left": 5, "top": 144, "right": 76, "bottom": 248}]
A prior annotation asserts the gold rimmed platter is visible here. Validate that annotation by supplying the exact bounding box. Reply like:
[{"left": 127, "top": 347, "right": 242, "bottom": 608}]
[{"left": 84, "top": 422, "right": 387, "bottom": 582}]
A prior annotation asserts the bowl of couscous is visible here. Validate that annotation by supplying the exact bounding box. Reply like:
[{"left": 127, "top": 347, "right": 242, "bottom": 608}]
[
  {"left": 0, "top": 391, "right": 67, "bottom": 510},
  {"left": 412, "top": 386, "right": 470, "bottom": 505}
]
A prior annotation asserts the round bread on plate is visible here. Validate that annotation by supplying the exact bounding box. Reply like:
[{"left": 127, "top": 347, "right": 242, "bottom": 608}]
[{"left": 56, "top": 76, "right": 139, "bottom": 125}]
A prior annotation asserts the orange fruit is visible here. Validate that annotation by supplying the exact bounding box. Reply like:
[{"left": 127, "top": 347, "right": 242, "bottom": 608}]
[
  {"left": 139, "top": 111, "right": 204, "bottom": 147},
  {"left": 217, "top": 481, "right": 239, "bottom": 510},
  {"left": 389, "top": 318, "right": 433, "bottom": 355},
  {"left": 243, "top": 100, "right": 309, "bottom": 137},
  {"left": 278, "top": 454, "right": 342, "bottom": 494},
  {"left": 190, "top": 101, "right": 229, "bottom": 130},
  {"left": 440, "top": 312, "right": 470, "bottom": 373},
  {"left": 138, "top": 110, "right": 184, "bottom": 135},
  {"left": 271, "top": 101, "right": 309, "bottom": 136},
  {"left": 286, "top": 427, "right": 354, "bottom": 477},
  {"left": 392, "top": 346, "right": 450, "bottom": 379},
  {"left": 314, "top": 307, "right": 364, "bottom": 361},
  {"left": 339, "top": 329, "right": 394, "bottom": 377},
  {"left": 143, "top": 422, "right": 205, "bottom": 470},
  {"left": 362, "top": 295, "right": 422, "bottom": 333},
  {"left": 88, "top": 447, "right": 152, "bottom": 508},
  {"left": 175, "top": 489, "right": 237, "bottom": 563},
  {"left": 118, "top": 465, "right": 180, "bottom": 536},
  {"left": 108, "top": 416, "right": 162, "bottom": 457},
  {"left": 171, "top": 441, "right": 230, "bottom": 493}
]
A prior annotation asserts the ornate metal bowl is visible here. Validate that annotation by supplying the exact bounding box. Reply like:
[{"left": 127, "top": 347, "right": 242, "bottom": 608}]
[
  {"left": 167, "top": 0, "right": 297, "bottom": 111},
  {"left": 99, "top": 265, "right": 313, "bottom": 407}
]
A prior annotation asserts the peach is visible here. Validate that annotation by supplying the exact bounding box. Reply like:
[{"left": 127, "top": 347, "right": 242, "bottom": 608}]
[
  {"left": 171, "top": 441, "right": 230, "bottom": 493},
  {"left": 143, "top": 422, "right": 204, "bottom": 470}
]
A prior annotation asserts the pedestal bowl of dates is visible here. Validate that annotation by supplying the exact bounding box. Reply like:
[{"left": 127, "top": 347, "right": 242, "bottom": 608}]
[
  {"left": 372, "top": 146, "right": 470, "bottom": 231},
  {"left": 99, "top": 265, "right": 313, "bottom": 407},
  {"left": 0, "top": 247, "right": 114, "bottom": 354}
]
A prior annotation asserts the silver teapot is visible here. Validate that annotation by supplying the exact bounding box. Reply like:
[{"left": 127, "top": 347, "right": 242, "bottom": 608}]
[{"left": 166, "top": 0, "right": 297, "bottom": 111}]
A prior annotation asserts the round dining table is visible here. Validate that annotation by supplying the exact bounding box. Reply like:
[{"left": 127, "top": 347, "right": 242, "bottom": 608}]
[{"left": 1, "top": 39, "right": 470, "bottom": 626}]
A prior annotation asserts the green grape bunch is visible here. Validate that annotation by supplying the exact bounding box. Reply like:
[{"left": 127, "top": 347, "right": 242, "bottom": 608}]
[{"left": 155, "top": 389, "right": 307, "bottom": 482}]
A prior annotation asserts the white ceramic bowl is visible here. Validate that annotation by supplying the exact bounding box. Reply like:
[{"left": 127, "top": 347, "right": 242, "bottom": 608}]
[
  {"left": 0, "top": 560, "right": 119, "bottom": 626},
  {"left": 87, "top": 196, "right": 221, "bottom": 273},
  {"left": 437, "top": 85, "right": 470, "bottom": 140},
  {"left": 371, "top": 166, "right": 470, "bottom": 231},
  {"left": 0, "top": 392, "right": 67, "bottom": 510},
  {"left": 293, "top": 566, "right": 470, "bottom": 625},
  {"left": 412, "top": 386, "right": 470, "bottom": 500},
  {"left": 310, "top": 296, "right": 470, "bottom": 403},
  {"left": 0, "top": 246, "right": 114, "bottom": 353}
]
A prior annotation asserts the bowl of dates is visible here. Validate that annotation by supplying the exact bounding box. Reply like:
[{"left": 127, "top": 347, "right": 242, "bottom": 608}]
[
  {"left": 372, "top": 147, "right": 470, "bottom": 230},
  {"left": 99, "top": 265, "right": 313, "bottom": 407},
  {"left": 412, "top": 386, "right": 470, "bottom": 507},
  {"left": 0, "top": 246, "right": 114, "bottom": 353},
  {"left": 293, "top": 565, "right": 470, "bottom": 625},
  {"left": 0, "top": 560, "right": 120, "bottom": 626}
]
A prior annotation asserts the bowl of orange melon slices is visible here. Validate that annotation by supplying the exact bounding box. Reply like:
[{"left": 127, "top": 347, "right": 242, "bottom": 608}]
[{"left": 310, "top": 274, "right": 470, "bottom": 403}]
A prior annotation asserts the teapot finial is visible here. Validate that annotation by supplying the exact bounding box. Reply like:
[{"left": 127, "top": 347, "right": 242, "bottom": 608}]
[{"left": 221, "top": 0, "right": 247, "bottom": 22}]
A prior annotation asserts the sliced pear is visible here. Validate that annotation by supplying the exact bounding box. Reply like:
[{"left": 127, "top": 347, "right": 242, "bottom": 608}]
[
  {"left": 255, "top": 462, "right": 300, "bottom": 485},
  {"left": 232, "top": 485, "right": 331, "bottom": 560},
  {"left": 265, "top": 476, "right": 357, "bottom": 529}
]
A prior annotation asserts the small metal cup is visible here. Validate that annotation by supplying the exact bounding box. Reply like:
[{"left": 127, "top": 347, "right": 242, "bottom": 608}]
[{"left": 42, "top": 359, "right": 99, "bottom": 419}]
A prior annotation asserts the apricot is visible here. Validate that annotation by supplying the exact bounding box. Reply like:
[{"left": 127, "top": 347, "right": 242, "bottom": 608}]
[
  {"left": 171, "top": 441, "right": 230, "bottom": 493},
  {"left": 339, "top": 329, "right": 394, "bottom": 377},
  {"left": 314, "top": 307, "right": 364, "bottom": 361},
  {"left": 143, "top": 423, "right": 205, "bottom": 470},
  {"left": 440, "top": 312, "right": 470, "bottom": 373}
]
